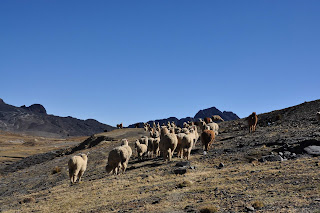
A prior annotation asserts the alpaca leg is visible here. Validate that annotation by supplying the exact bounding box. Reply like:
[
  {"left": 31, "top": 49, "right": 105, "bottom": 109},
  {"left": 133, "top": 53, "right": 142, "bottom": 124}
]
[
  {"left": 69, "top": 169, "right": 74, "bottom": 184},
  {"left": 168, "top": 149, "right": 172, "bottom": 161},
  {"left": 205, "top": 143, "right": 209, "bottom": 151},
  {"left": 78, "top": 170, "right": 84, "bottom": 182},
  {"left": 122, "top": 162, "right": 127, "bottom": 173}
]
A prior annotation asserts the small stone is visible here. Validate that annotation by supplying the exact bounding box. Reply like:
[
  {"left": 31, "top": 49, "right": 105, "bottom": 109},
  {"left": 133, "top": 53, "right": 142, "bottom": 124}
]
[
  {"left": 283, "top": 151, "right": 291, "bottom": 158},
  {"left": 245, "top": 205, "right": 254, "bottom": 211},
  {"left": 218, "top": 163, "right": 224, "bottom": 169}
]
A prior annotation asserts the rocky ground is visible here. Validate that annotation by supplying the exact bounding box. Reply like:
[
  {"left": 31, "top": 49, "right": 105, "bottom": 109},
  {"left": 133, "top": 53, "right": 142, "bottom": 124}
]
[{"left": 0, "top": 100, "right": 319, "bottom": 213}]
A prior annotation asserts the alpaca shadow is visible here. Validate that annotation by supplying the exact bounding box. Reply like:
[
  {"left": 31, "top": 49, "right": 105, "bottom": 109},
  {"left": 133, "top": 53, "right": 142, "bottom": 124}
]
[
  {"left": 127, "top": 161, "right": 163, "bottom": 171},
  {"left": 191, "top": 148, "right": 201, "bottom": 155}
]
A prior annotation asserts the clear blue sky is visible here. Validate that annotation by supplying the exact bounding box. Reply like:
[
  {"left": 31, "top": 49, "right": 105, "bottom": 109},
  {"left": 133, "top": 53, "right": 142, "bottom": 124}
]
[{"left": 1, "top": 1, "right": 319, "bottom": 127}]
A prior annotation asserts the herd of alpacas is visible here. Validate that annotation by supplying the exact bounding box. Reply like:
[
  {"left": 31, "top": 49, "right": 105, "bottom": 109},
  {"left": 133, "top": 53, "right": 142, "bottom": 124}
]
[{"left": 68, "top": 112, "right": 320, "bottom": 184}]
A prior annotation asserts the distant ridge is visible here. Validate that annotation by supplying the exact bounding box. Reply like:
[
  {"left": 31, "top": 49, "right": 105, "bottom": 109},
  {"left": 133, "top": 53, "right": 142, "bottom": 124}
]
[
  {"left": 0, "top": 98, "right": 115, "bottom": 138},
  {"left": 127, "top": 106, "right": 239, "bottom": 128}
]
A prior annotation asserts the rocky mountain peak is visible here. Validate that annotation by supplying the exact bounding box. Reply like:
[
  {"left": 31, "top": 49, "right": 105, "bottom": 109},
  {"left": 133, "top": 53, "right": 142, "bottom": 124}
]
[
  {"left": 194, "top": 107, "right": 239, "bottom": 121},
  {"left": 21, "top": 104, "right": 47, "bottom": 114}
]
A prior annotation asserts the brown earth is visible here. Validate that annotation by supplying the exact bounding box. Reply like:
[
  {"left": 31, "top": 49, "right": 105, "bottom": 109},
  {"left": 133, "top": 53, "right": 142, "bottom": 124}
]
[{"left": 0, "top": 100, "right": 320, "bottom": 213}]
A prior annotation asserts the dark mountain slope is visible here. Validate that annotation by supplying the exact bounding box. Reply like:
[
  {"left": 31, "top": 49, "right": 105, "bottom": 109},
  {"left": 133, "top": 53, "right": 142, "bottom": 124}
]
[{"left": 0, "top": 98, "right": 115, "bottom": 138}]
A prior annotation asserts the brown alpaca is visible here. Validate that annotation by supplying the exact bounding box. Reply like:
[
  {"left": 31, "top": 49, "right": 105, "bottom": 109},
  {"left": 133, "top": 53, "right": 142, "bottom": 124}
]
[
  {"left": 200, "top": 129, "right": 215, "bottom": 151},
  {"left": 247, "top": 112, "right": 258, "bottom": 133},
  {"left": 117, "top": 123, "right": 123, "bottom": 129},
  {"left": 204, "top": 117, "right": 212, "bottom": 124}
]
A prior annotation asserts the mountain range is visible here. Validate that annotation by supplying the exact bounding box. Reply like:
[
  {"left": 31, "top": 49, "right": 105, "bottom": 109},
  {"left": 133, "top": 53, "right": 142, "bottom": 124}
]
[
  {"left": 128, "top": 106, "right": 239, "bottom": 128},
  {"left": 0, "top": 98, "right": 240, "bottom": 137},
  {"left": 0, "top": 98, "right": 115, "bottom": 138}
]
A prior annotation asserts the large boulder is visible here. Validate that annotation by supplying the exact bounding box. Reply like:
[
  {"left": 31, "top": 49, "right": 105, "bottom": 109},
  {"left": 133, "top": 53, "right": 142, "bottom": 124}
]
[{"left": 304, "top": 146, "right": 320, "bottom": 156}]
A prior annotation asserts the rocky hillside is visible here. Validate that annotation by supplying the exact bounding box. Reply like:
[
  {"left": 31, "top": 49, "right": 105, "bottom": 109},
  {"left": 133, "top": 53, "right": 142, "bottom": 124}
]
[
  {"left": 128, "top": 106, "right": 239, "bottom": 128},
  {"left": 0, "top": 98, "right": 115, "bottom": 138},
  {"left": 0, "top": 99, "right": 319, "bottom": 212}
]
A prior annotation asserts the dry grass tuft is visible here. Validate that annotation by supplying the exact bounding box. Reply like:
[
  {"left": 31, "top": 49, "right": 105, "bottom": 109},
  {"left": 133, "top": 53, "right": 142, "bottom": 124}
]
[
  {"left": 252, "top": 200, "right": 264, "bottom": 209},
  {"left": 51, "top": 166, "right": 62, "bottom": 175},
  {"left": 21, "top": 197, "right": 35, "bottom": 204},
  {"left": 176, "top": 180, "right": 192, "bottom": 188},
  {"left": 199, "top": 205, "right": 219, "bottom": 213},
  {"left": 23, "top": 141, "right": 36, "bottom": 146}
]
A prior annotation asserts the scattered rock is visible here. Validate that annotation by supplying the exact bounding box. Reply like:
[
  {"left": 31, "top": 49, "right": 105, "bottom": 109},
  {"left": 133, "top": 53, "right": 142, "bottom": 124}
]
[
  {"left": 174, "top": 167, "right": 187, "bottom": 175},
  {"left": 184, "top": 205, "right": 197, "bottom": 212},
  {"left": 140, "top": 174, "right": 149, "bottom": 179},
  {"left": 259, "top": 155, "right": 283, "bottom": 162},
  {"left": 279, "top": 151, "right": 298, "bottom": 160},
  {"left": 175, "top": 161, "right": 190, "bottom": 167}
]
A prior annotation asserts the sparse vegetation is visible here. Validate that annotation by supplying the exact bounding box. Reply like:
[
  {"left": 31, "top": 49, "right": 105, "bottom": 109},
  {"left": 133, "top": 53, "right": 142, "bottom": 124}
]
[
  {"left": 176, "top": 180, "right": 192, "bottom": 188},
  {"left": 199, "top": 205, "right": 219, "bottom": 213},
  {"left": 21, "top": 197, "right": 35, "bottom": 204},
  {"left": 252, "top": 200, "right": 264, "bottom": 209},
  {"left": 51, "top": 166, "right": 61, "bottom": 175}
]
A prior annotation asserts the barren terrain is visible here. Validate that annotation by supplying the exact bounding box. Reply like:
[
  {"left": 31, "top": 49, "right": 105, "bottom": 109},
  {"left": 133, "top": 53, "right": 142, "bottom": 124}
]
[{"left": 0, "top": 100, "right": 320, "bottom": 213}]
